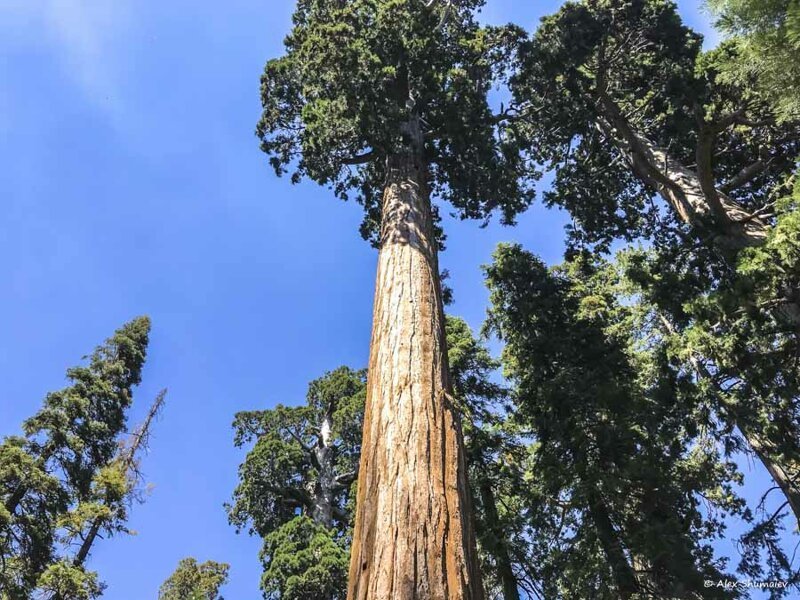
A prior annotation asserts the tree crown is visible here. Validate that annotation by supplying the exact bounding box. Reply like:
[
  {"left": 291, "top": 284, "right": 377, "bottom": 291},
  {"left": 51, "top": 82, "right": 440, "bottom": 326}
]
[{"left": 258, "top": 0, "right": 534, "bottom": 243}]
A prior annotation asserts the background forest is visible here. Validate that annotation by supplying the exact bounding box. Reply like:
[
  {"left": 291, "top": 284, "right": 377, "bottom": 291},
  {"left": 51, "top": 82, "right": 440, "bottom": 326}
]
[{"left": 1, "top": 0, "right": 798, "bottom": 598}]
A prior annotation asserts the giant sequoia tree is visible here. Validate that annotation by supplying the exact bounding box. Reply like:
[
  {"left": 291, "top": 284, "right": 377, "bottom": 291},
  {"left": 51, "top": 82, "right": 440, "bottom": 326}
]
[
  {"left": 229, "top": 367, "right": 365, "bottom": 600},
  {"left": 231, "top": 319, "right": 526, "bottom": 600},
  {"left": 511, "top": 0, "right": 798, "bottom": 290},
  {"left": 257, "top": 1, "right": 532, "bottom": 597}
]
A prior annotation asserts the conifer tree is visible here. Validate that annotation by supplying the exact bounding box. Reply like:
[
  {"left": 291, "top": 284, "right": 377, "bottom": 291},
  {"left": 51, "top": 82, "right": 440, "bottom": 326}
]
[
  {"left": 484, "top": 244, "right": 742, "bottom": 599},
  {"left": 33, "top": 390, "right": 168, "bottom": 600},
  {"left": 229, "top": 367, "right": 365, "bottom": 600},
  {"left": 513, "top": 0, "right": 798, "bottom": 259},
  {"left": 510, "top": 0, "right": 800, "bottom": 525},
  {"left": 0, "top": 317, "right": 151, "bottom": 599},
  {"left": 231, "top": 320, "right": 524, "bottom": 599},
  {"left": 256, "top": 1, "right": 532, "bottom": 597},
  {"left": 159, "top": 558, "right": 229, "bottom": 600}
]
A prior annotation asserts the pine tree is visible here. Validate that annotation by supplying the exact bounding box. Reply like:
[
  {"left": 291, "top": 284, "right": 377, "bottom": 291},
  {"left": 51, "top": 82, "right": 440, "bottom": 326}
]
[
  {"left": 0, "top": 317, "right": 151, "bottom": 599},
  {"left": 256, "top": 1, "right": 533, "bottom": 597}
]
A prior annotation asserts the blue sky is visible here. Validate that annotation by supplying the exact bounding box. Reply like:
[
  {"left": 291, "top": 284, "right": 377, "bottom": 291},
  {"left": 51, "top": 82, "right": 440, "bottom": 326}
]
[{"left": 0, "top": 1, "right": 761, "bottom": 598}]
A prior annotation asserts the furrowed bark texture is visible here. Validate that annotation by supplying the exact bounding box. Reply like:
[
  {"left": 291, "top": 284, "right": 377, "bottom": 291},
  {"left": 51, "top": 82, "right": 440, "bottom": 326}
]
[{"left": 347, "top": 150, "right": 484, "bottom": 600}]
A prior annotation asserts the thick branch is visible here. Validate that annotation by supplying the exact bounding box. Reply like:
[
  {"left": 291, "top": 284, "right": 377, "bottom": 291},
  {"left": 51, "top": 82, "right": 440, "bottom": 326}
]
[
  {"left": 333, "top": 468, "right": 358, "bottom": 490},
  {"left": 696, "top": 128, "right": 734, "bottom": 226},
  {"left": 594, "top": 91, "right": 768, "bottom": 250},
  {"left": 342, "top": 150, "right": 377, "bottom": 165}
]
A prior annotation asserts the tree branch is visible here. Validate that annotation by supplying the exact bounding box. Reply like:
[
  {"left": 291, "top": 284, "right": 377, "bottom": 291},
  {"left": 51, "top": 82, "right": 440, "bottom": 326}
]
[
  {"left": 282, "top": 426, "right": 322, "bottom": 470},
  {"left": 721, "top": 158, "right": 770, "bottom": 192},
  {"left": 333, "top": 468, "right": 359, "bottom": 490},
  {"left": 342, "top": 150, "right": 376, "bottom": 165}
]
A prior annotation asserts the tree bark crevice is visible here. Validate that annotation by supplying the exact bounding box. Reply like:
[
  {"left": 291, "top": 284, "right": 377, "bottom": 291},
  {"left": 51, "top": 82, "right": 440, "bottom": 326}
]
[{"left": 347, "top": 125, "right": 483, "bottom": 599}]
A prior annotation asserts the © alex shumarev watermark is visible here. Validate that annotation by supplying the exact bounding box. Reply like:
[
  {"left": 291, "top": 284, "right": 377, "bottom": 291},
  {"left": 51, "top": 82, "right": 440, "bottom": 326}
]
[{"left": 704, "top": 579, "right": 788, "bottom": 591}]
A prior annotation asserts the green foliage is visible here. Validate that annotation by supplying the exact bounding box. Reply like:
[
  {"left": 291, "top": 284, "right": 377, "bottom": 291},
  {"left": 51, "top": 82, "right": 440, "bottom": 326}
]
[
  {"left": 36, "top": 561, "right": 104, "bottom": 600},
  {"left": 0, "top": 317, "right": 151, "bottom": 598},
  {"left": 260, "top": 516, "right": 348, "bottom": 600},
  {"left": 159, "top": 557, "right": 229, "bottom": 600},
  {"left": 229, "top": 367, "right": 365, "bottom": 599},
  {"left": 257, "top": 0, "right": 534, "bottom": 243},
  {"left": 708, "top": 0, "right": 800, "bottom": 121},
  {"left": 24, "top": 316, "right": 151, "bottom": 498},
  {"left": 511, "top": 0, "right": 799, "bottom": 252},
  {"left": 0, "top": 436, "right": 65, "bottom": 597},
  {"left": 446, "top": 317, "right": 527, "bottom": 600},
  {"left": 484, "top": 243, "right": 740, "bottom": 599},
  {"left": 511, "top": 5, "right": 800, "bottom": 590},
  {"left": 618, "top": 179, "right": 800, "bottom": 589}
]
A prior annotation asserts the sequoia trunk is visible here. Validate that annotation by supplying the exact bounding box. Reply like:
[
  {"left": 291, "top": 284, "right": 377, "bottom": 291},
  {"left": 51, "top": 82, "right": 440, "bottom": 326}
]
[{"left": 347, "top": 136, "right": 483, "bottom": 599}]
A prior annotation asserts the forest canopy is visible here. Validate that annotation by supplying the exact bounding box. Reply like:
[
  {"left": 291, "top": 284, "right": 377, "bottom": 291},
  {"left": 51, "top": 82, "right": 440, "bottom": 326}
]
[{"left": 1, "top": 0, "right": 798, "bottom": 598}]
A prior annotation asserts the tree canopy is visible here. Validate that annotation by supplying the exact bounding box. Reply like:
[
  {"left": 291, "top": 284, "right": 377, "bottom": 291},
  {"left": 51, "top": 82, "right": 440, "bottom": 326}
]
[
  {"left": 511, "top": 0, "right": 799, "bottom": 254},
  {"left": 708, "top": 0, "right": 800, "bottom": 122},
  {"left": 484, "top": 244, "right": 747, "bottom": 598},
  {"left": 0, "top": 317, "right": 152, "bottom": 599},
  {"left": 256, "top": 0, "right": 535, "bottom": 243},
  {"left": 159, "top": 557, "right": 230, "bottom": 600}
]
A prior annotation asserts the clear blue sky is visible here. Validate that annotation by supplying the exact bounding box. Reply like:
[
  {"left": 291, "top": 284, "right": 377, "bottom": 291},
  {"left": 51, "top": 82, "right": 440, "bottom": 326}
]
[{"left": 0, "top": 1, "right": 768, "bottom": 598}]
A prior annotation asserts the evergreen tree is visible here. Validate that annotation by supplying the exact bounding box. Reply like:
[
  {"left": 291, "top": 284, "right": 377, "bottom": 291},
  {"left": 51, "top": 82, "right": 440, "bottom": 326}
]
[
  {"left": 159, "top": 558, "right": 229, "bottom": 600},
  {"left": 0, "top": 317, "right": 151, "bottom": 599},
  {"left": 229, "top": 367, "right": 365, "bottom": 600},
  {"left": 257, "top": 1, "right": 533, "bottom": 595},
  {"left": 484, "top": 243, "right": 742, "bottom": 599},
  {"left": 446, "top": 317, "right": 522, "bottom": 600},
  {"left": 510, "top": 0, "right": 800, "bottom": 525},
  {"left": 618, "top": 178, "right": 800, "bottom": 526},
  {"left": 510, "top": 0, "right": 798, "bottom": 300},
  {"left": 707, "top": 0, "right": 800, "bottom": 122},
  {"left": 34, "top": 390, "right": 168, "bottom": 600}
]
